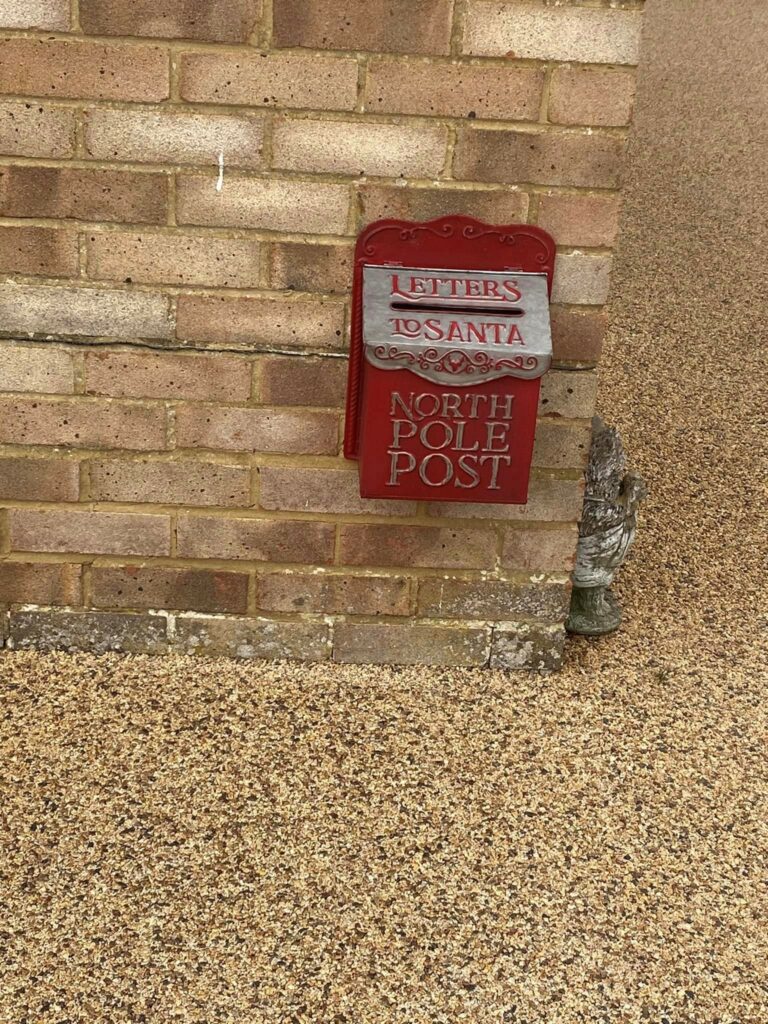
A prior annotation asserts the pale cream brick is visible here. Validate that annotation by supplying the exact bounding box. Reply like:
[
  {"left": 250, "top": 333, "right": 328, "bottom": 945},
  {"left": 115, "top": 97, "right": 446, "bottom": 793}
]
[
  {"left": 539, "top": 370, "right": 598, "bottom": 420},
  {"left": 0, "top": 343, "right": 74, "bottom": 394},
  {"left": 87, "top": 232, "right": 261, "bottom": 289},
  {"left": 176, "top": 406, "right": 339, "bottom": 455},
  {"left": 532, "top": 420, "right": 592, "bottom": 470},
  {"left": 177, "top": 175, "right": 350, "bottom": 235},
  {"left": 0, "top": 0, "right": 69, "bottom": 29},
  {"left": 0, "top": 396, "right": 166, "bottom": 450},
  {"left": 181, "top": 52, "right": 358, "bottom": 111},
  {"left": 550, "top": 68, "right": 637, "bottom": 128},
  {"left": 463, "top": 4, "right": 643, "bottom": 65},
  {"left": 552, "top": 254, "right": 613, "bottom": 306},
  {"left": 272, "top": 118, "right": 448, "bottom": 177},
  {"left": 0, "top": 285, "right": 172, "bottom": 341},
  {"left": 84, "top": 108, "right": 264, "bottom": 169},
  {"left": 175, "top": 295, "right": 345, "bottom": 352},
  {"left": 0, "top": 102, "right": 75, "bottom": 159},
  {"left": 366, "top": 60, "right": 544, "bottom": 121}
]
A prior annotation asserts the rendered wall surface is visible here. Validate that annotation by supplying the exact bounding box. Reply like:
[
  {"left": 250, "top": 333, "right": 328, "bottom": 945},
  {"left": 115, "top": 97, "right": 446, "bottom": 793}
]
[{"left": 0, "top": 0, "right": 645, "bottom": 668}]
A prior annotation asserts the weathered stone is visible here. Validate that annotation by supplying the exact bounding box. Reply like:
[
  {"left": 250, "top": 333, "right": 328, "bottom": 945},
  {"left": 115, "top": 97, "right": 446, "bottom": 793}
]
[
  {"left": 490, "top": 624, "right": 566, "bottom": 674},
  {"left": 8, "top": 610, "right": 167, "bottom": 654},
  {"left": 566, "top": 417, "right": 648, "bottom": 636},
  {"left": 172, "top": 615, "right": 330, "bottom": 661}
]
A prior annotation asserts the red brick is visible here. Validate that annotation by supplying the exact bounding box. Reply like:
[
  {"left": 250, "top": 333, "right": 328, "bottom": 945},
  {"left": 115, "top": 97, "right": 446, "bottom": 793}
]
[
  {"left": 539, "top": 370, "right": 598, "bottom": 420},
  {"left": 427, "top": 477, "right": 584, "bottom": 522},
  {"left": 417, "top": 578, "right": 570, "bottom": 620},
  {"left": 10, "top": 509, "right": 170, "bottom": 556},
  {"left": 89, "top": 459, "right": 251, "bottom": 507},
  {"left": 0, "top": 344, "right": 75, "bottom": 394},
  {"left": 176, "top": 406, "right": 339, "bottom": 455},
  {"left": 176, "top": 515, "right": 335, "bottom": 564},
  {"left": 270, "top": 242, "right": 352, "bottom": 295},
  {"left": 0, "top": 101, "right": 75, "bottom": 158},
  {"left": 0, "top": 0, "right": 70, "bottom": 30},
  {"left": 274, "top": 0, "right": 453, "bottom": 55},
  {"left": 85, "top": 108, "right": 264, "bottom": 169},
  {"left": 177, "top": 174, "right": 350, "bottom": 235},
  {"left": 257, "top": 355, "right": 347, "bottom": 408},
  {"left": 537, "top": 193, "right": 621, "bottom": 249},
  {"left": 549, "top": 68, "right": 636, "bottom": 128},
  {"left": 86, "top": 232, "right": 261, "bottom": 290},
  {"left": 501, "top": 527, "right": 578, "bottom": 573},
  {"left": 81, "top": 0, "right": 261, "bottom": 42},
  {"left": 0, "top": 456, "right": 79, "bottom": 501},
  {"left": 0, "top": 397, "right": 166, "bottom": 451},
  {"left": 339, "top": 524, "right": 496, "bottom": 570},
  {"left": 0, "top": 226, "right": 78, "bottom": 278},
  {"left": 9, "top": 609, "right": 167, "bottom": 654},
  {"left": 85, "top": 349, "right": 251, "bottom": 402},
  {"left": 454, "top": 128, "right": 625, "bottom": 189},
  {"left": 90, "top": 566, "right": 249, "bottom": 614},
  {"left": 174, "top": 615, "right": 330, "bottom": 661},
  {"left": 550, "top": 307, "right": 607, "bottom": 366},
  {"left": 259, "top": 466, "right": 415, "bottom": 516},
  {"left": 175, "top": 295, "right": 345, "bottom": 352},
  {"left": 0, "top": 561, "right": 81, "bottom": 606},
  {"left": 366, "top": 60, "right": 543, "bottom": 121},
  {"left": 532, "top": 420, "right": 592, "bottom": 470},
  {"left": 358, "top": 183, "right": 528, "bottom": 225},
  {"left": 333, "top": 623, "right": 488, "bottom": 667},
  {"left": 0, "top": 38, "right": 169, "bottom": 102},
  {"left": 273, "top": 117, "right": 447, "bottom": 177},
  {"left": 0, "top": 167, "right": 168, "bottom": 224},
  {"left": 256, "top": 572, "right": 410, "bottom": 616},
  {"left": 0, "top": 285, "right": 172, "bottom": 341},
  {"left": 181, "top": 52, "right": 358, "bottom": 111}
]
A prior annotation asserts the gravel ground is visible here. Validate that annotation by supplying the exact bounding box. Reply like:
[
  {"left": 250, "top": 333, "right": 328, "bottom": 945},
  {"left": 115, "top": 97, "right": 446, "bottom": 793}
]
[{"left": 1, "top": 2, "right": 767, "bottom": 1022}]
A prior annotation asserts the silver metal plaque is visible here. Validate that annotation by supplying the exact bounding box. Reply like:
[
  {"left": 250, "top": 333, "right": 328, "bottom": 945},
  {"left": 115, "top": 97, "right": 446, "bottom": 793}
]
[{"left": 362, "top": 265, "right": 552, "bottom": 386}]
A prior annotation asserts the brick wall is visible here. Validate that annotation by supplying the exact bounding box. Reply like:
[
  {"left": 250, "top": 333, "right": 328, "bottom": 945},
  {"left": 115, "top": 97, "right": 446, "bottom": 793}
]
[{"left": 0, "top": 0, "right": 645, "bottom": 669}]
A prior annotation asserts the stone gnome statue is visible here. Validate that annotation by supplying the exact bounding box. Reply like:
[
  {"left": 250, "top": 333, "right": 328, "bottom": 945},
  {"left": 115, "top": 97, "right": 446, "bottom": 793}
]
[{"left": 566, "top": 417, "right": 648, "bottom": 636}]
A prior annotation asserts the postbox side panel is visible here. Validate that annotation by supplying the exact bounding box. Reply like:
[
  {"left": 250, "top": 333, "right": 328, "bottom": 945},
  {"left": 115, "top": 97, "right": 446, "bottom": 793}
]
[
  {"left": 344, "top": 216, "right": 556, "bottom": 460},
  {"left": 358, "top": 368, "right": 541, "bottom": 504}
]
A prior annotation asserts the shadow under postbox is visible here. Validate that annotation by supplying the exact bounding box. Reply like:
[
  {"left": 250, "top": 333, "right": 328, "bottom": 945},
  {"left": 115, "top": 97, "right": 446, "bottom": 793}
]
[{"left": 344, "top": 216, "right": 556, "bottom": 505}]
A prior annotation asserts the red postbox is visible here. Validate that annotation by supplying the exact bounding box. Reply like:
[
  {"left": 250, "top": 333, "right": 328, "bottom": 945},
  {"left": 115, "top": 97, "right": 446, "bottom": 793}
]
[{"left": 344, "top": 216, "right": 556, "bottom": 505}]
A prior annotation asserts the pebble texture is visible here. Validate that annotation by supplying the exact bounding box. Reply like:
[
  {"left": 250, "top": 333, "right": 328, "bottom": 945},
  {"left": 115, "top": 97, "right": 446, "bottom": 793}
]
[{"left": 1, "top": 2, "right": 767, "bottom": 1021}]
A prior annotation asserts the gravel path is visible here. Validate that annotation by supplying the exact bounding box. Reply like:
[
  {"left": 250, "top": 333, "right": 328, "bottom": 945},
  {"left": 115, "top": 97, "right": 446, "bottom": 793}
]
[{"left": 1, "top": 3, "right": 766, "bottom": 1022}]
